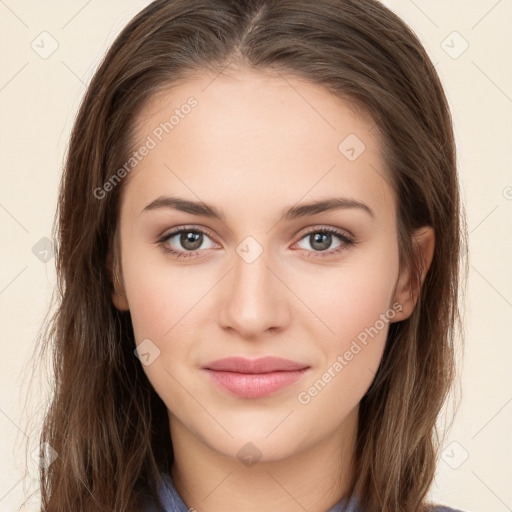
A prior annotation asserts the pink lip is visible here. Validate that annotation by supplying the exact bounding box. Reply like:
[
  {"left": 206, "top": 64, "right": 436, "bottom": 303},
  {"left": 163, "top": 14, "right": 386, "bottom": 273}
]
[{"left": 202, "top": 357, "right": 310, "bottom": 398}]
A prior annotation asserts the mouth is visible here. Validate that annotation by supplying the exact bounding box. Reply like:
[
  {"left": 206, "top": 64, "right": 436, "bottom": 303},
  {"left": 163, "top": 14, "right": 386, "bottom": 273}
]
[{"left": 201, "top": 356, "right": 311, "bottom": 399}]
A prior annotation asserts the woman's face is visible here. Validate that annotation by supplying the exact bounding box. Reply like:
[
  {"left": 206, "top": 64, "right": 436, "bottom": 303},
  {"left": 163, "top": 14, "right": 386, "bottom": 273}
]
[{"left": 111, "top": 69, "right": 424, "bottom": 463}]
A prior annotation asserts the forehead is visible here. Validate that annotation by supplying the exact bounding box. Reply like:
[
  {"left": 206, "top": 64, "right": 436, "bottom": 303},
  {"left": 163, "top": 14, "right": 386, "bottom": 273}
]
[{"left": 121, "top": 69, "right": 395, "bottom": 225}]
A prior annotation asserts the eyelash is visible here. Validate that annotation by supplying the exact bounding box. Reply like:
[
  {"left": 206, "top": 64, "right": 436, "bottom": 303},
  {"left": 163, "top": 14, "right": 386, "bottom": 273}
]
[{"left": 156, "top": 225, "right": 357, "bottom": 260}]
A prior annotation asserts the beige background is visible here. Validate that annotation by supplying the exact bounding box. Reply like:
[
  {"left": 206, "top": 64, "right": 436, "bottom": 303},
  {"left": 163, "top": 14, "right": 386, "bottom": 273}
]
[{"left": 1, "top": 1, "right": 511, "bottom": 511}]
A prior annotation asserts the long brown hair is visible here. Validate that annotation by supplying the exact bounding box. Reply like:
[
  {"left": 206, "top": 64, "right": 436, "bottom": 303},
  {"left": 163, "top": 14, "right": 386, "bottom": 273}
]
[{"left": 27, "top": 0, "right": 467, "bottom": 510}]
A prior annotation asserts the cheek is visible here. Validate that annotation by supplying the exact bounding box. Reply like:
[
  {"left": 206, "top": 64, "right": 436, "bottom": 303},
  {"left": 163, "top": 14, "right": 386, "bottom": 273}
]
[
  {"left": 293, "top": 246, "right": 399, "bottom": 401},
  {"left": 121, "top": 242, "right": 207, "bottom": 342},
  {"left": 295, "top": 246, "right": 399, "bottom": 344},
  {"left": 295, "top": 291, "right": 396, "bottom": 425},
  {"left": 125, "top": 275, "right": 172, "bottom": 343},
  {"left": 123, "top": 263, "right": 198, "bottom": 401}
]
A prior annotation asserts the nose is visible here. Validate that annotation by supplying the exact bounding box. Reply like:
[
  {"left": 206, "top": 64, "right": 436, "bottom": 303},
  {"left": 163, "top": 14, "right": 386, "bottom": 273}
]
[{"left": 217, "top": 246, "right": 291, "bottom": 340}]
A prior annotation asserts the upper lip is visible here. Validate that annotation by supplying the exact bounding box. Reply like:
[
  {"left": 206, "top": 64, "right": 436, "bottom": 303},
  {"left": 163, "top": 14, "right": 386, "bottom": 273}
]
[{"left": 202, "top": 356, "right": 310, "bottom": 374}]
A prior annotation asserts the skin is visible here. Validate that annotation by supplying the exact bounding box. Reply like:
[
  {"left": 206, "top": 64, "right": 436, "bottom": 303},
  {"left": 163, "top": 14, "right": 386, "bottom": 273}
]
[{"left": 110, "top": 68, "right": 435, "bottom": 512}]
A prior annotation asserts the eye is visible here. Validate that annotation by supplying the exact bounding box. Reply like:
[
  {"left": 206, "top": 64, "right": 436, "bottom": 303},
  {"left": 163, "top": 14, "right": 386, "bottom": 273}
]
[
  {"left": 293, "top": 226, "right": 356, "bottom": 258},
  {"left": 156, "top": 226, "right": 217, "bottom": 259},
  {"left": 156, "top": 225, "right": 356, "bottom": 260}
]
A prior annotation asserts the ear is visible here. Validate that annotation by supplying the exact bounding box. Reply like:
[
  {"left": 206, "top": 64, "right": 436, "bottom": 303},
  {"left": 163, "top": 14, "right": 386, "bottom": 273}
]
[
  {"left": 106, "top": 248, "right": 129, "bottom": 311},
  {"left": 392, "top": 226, "right": 435, "bottom": 322}
]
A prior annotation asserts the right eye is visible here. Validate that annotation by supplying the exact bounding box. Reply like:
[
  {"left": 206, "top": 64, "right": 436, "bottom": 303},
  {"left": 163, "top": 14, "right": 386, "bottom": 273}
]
[{"left": 157, "top": 226, "right": 218, "bottom": 258}]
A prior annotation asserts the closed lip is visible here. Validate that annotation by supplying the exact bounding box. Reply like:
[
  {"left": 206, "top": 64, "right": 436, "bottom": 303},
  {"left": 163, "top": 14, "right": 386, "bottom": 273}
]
[{"left": 201, "top": 356, "right": 310, "bottom": 373}]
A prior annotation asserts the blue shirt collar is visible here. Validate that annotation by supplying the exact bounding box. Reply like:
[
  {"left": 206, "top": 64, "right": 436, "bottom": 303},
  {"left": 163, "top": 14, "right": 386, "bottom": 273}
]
[{"left": 150, "top": 472, "right": 361, "bottom": 512}]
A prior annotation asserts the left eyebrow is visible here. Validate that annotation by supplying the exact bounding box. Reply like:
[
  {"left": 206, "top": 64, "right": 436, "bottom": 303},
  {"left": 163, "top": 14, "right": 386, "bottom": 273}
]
[
  {"left": 140, "top": 195, "right": 375, "bottom": 221},
  {"left": 282, "top": 197, "right": 375, "bottom": 220}
]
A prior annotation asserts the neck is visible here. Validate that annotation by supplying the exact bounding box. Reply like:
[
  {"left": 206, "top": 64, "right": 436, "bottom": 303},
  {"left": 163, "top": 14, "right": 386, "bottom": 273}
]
[{"left": 168, "top": 407, "right": 358, "bottom": 512}]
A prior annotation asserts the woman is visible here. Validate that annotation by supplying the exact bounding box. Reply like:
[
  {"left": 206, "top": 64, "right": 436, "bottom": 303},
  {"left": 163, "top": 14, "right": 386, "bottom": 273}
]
[{"left": 34, "top": 0, "right": 468, "bottom": 510}]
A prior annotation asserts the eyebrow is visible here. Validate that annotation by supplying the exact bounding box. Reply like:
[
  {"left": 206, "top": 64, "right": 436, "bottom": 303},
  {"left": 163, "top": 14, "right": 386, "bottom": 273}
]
[{"left": 141, "top": 195, "right": 375, "bottom": 221}]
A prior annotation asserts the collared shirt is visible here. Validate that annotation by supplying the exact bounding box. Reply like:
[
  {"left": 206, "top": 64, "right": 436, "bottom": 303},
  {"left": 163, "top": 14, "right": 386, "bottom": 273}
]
[{"left": 143, "top": 472, "right": 464, "bottom": 512}]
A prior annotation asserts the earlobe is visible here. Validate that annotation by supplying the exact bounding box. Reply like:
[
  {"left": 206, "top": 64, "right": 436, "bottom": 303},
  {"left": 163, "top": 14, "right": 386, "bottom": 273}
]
[
  {"left": 392, "top": 226, "right": 435, "bottom": 322},
  {"left": 106, "top": 249, "right": 130, "bottom": 311}
]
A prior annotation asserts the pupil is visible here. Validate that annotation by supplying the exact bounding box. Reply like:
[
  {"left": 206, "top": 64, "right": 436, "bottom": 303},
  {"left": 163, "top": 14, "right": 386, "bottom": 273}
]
[
  {"left": 312, "top": 233, "right": 331, "bottom": 251},
  {"left": 181, "top": 231, "right": 202, "bottom": 250}
]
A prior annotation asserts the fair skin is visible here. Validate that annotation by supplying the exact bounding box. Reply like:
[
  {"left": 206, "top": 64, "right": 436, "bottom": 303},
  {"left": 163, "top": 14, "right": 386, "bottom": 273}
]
[{"left": 110, "top": 68, "right": 434, "bottom": 512}]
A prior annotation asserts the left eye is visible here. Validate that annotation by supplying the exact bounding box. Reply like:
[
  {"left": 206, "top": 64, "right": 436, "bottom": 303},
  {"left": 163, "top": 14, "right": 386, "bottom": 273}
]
[{"left": 295, "top": 229, "right": 347, "bottom": 252}]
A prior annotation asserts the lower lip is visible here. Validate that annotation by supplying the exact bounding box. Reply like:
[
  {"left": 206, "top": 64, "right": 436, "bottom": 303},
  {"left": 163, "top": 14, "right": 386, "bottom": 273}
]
[{"left": 203, "top": 368, "right": 310, "bottom": 398}]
